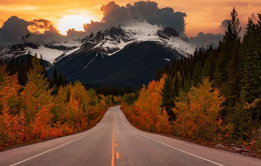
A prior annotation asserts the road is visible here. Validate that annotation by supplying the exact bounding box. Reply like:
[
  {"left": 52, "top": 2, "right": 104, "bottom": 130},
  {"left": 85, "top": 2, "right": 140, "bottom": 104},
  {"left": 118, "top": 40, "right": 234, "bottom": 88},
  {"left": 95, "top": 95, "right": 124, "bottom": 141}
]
[{"left": 0, "top": 106, "right": 261, "bottom": 166}]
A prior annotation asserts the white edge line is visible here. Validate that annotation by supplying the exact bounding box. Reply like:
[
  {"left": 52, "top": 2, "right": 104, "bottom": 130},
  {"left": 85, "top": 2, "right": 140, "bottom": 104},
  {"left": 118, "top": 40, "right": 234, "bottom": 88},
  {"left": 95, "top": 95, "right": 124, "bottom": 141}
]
[
  {"left": 119, "top": 109, "right": 224, "bottom": 166},
  {"left": 10, "top": 111, "right": 110, "bottom": 166}
]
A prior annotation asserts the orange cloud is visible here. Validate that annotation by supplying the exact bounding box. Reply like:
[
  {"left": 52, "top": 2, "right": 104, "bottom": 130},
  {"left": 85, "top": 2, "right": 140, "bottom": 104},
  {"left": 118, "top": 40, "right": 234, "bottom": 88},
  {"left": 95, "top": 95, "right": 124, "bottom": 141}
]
[{"left": 28, "top": 19, "right": 59, "bottom": 34}]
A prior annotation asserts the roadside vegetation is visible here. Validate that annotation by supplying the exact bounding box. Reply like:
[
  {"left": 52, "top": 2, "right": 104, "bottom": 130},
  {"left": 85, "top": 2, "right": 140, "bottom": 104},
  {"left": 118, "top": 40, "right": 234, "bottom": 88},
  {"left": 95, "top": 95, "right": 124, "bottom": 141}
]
[
  {"left": 0, "top": 56, "right": 113, "bottom": 150},
  {"left": 122, "top": 8, "right": 261, "bottom": 155}
]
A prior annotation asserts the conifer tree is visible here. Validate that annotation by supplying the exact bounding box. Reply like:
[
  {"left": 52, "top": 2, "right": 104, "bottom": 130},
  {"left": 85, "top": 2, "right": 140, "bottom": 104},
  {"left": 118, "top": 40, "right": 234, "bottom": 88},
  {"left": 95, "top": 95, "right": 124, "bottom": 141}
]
[
  {"left": 18, "top": 58, "right": 27, "bottom": 86},
  {"left": 161, "top": 76, "right": 175, "bottom": 120},
  {"left": 241, "top": 18, "right": 261, "bottom": 123},
  {"left": 215, "top": 7, "right": 241, "bottom": 91},
  {"left": 52, "top": 69, "right": 58, "bottom": 87},
  {"left": 21, "top": 54, "right": 53, "bottom": 121}
]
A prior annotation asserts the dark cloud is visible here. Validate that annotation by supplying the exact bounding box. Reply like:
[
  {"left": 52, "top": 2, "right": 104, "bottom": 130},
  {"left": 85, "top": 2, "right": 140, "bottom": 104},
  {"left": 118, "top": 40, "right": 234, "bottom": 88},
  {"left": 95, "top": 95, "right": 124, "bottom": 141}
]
[
  {"left": 26, "top": 31, "right": 65, "bottom": 44},
  {"left": 146, "top": 7, "right": 187, "bottom": 33},
  {"left": 220, "top": 19, "right": 229, "bottom": 31},
  {"left": 67, "top": 29, "right": 87, "bottom": 40},
  {"left": 101, "top": 1, "right": 130, "bottom": 25},
  {"left": 83, "top": 21, "right": 108, "bottom": 35},
  {"left": 189, "top": 32, "right": 223, "bottom": 48},
  {"left": 84, "top": 1, "right": 187, "bottom": 35},
  {"left": 0, "top": 16, "right": 30, "bottom": 44},
  {"left": 127, "top": 1, "right": 158, "bottom": 17}
]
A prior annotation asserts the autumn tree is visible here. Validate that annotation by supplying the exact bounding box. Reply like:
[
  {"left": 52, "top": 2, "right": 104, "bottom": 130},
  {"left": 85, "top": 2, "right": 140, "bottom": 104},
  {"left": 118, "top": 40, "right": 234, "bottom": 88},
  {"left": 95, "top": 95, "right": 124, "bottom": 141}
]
[
  {"left": 0, "top": 64, "right": 27, "bottom": 148},
  {"left": 173, "top": 78, "right": 225, "bottom": 142},
  {"left": 21, "top": 55, "right": 53, "bottom": 121},
  {"left": 129, "top": 75, "right": 172, "bottom": 134}
]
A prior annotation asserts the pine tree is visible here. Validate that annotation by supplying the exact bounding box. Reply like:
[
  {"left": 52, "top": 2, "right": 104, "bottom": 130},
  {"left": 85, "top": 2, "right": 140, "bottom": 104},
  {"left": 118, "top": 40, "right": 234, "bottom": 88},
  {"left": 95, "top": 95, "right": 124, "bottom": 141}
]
[
  {"left": 52, "top": 69, "right": 58, "bottom": 87},
  {"left": 215, "top": 7, "right": 241, "bottom": 91},
  {"left": 161, "top": 76, "right": 175, "bottom": 120},
  {"left": 241, "top": 18, "right": 261, "bottom": 123},
  {"left": 18, "top": 58, "right": 27, "bottom": 86},
  {"left": 21, "top": 54, "right": 53, "bottom": 121},
  {"left": 58, "top": 72, "right": 63, "bottom": 87}
]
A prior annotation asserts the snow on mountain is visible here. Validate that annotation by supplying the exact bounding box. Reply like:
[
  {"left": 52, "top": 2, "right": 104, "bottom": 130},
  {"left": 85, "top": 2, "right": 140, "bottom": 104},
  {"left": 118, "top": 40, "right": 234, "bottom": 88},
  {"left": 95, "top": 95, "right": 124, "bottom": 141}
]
[
  {"left": 84, "top": 20, "right": 196, "bottom": 58},
  {"left": 0, "top": 20, "right": 195, "bottom": 68},
  {"left": 0, "top": 40, "right": 81, "bottom": 64},
  {"left": 26, "top": 46, "right": 66, "bottom": 64},
  {"left": 47, "top": 20, "right": 196, "bottom": 87}
]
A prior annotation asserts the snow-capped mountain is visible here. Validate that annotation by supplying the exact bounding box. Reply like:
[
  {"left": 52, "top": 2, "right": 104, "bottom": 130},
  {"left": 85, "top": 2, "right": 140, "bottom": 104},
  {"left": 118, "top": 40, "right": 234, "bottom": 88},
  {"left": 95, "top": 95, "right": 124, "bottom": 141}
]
[
  {"left": 0, "top": 40, "right": 81, "bottom": 65},
  {"left": 81, "top": 21, "right": 195, "bottom": 57},
  {"left": 0, "top": 20, "right": 196, "bottom": 87},
  {"left": 48, "top": 21, "right": 196, "bottom": 87}
]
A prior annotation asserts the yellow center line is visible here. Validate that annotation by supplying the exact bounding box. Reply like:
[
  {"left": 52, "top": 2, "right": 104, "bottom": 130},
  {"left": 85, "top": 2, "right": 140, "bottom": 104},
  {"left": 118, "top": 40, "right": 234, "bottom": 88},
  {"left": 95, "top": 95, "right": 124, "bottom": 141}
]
[
  {"left": 111, "top": 110, "right": 115, "bottom": 166},
  {"left": 116, "top": 152, "right": 120, "bottom": 159}
]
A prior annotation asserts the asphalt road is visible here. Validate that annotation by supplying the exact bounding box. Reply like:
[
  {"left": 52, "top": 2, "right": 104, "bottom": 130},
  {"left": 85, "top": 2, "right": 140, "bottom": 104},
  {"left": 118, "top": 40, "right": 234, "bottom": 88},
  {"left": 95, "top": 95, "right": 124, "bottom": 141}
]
[{"left": 0, "top": 106, "right": 261, "bottom": 166}]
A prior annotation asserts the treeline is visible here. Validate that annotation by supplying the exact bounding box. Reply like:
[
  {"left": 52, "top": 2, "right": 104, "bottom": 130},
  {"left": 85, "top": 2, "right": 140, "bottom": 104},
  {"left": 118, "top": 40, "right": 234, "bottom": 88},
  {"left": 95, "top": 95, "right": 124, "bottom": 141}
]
[
  {"left": 2, "top": 54, "right": 67, "bottom": 90},
  {"left": 0, "top": 56, "right": 112, "bottom": 149},
  {"left": 95, "top": 85, "right": 136, "bottom": 96},
  {"left": 122, "top": 8, "right": 261, "bottom": 149}
]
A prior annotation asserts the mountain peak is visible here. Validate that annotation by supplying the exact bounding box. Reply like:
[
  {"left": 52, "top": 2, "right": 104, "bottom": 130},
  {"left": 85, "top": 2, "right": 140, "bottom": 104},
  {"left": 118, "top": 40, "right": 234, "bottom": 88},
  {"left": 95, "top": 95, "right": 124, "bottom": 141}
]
[{"left": 82, "top": 20, "right": 195, "bottom": 57}]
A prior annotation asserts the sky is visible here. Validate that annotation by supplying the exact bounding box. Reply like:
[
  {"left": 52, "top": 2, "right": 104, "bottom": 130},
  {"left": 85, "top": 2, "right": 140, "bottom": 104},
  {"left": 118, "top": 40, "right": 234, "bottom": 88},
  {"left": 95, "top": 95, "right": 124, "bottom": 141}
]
[
  {"left": 0, "top": 0, "right": 259, "bottom": 46},
  {"left": 0, "top": 0, "right": 260, "bottom": 36}
]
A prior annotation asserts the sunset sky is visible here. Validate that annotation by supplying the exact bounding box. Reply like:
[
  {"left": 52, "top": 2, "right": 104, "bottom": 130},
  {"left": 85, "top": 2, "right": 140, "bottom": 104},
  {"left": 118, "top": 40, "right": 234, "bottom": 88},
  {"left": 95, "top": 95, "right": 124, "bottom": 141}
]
[{"left": 0, "top": 0, "right": 260, "bottom": 36}]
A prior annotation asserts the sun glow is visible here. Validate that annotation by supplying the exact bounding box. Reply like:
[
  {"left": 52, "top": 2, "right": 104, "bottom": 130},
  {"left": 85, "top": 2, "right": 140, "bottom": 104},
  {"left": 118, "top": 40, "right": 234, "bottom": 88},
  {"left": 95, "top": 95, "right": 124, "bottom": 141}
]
[{"left": 57, "top": 14, "right": 93, "bottom": 35}]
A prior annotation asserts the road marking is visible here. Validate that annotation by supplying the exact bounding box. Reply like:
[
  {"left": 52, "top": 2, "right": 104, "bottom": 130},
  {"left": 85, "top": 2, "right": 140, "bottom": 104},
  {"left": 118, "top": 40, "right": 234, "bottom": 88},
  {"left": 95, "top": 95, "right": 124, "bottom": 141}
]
[
  {"left": 10, "top": 111, "right": 110, "bottom": 166},
  {"left": 119, "top": 110, "right": 224, "bottom": 166},
  {"left": 115, "top": 143, "right": 118, "bottom": 147},
  {"left": 111, "top": 110, "right": 115, "bottom": 166},
  {"left": 116, "top": 152, "right": 120, "bottom": 159}
]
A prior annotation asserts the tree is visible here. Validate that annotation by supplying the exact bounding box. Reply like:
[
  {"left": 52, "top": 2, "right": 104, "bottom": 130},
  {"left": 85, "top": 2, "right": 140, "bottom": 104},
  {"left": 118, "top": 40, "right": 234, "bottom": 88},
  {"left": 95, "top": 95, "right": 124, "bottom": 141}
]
[
  {"left": 52, "top": 69, "right": 58, "bottom": 87},
  {"left": 21, "top": 55, "right": 53, "bottom": 122},
  {"left": 161, "top": 76, "right": 175, "bottom": 120},
  {"left": 173, "top": 78, "right": 225, "bottom": 142},
  {"left": 18, "top": 58, "right": 28, "bottom": 86},
  {"left": 241, "top": 18, "right": 261, "bottom": 122},
  {"left": 216, "top": 8, "right": 242, "bottom": 109}
]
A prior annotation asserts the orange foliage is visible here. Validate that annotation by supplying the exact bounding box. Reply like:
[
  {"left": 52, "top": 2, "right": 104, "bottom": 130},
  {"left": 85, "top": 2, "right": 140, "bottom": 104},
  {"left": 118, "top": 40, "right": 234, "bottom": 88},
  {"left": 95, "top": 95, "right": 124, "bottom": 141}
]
[
  {"left": 173, "top": 78, "right": 225, "bottom": 142},
  {"left": 30, "top": 106, "right": 53, "bottom": 139},
  {"left": 122, "top": 75, "right": 172, "bottom": 134},
  {"left": 0, "top": 60, "right": 110, "bottom": 149}
]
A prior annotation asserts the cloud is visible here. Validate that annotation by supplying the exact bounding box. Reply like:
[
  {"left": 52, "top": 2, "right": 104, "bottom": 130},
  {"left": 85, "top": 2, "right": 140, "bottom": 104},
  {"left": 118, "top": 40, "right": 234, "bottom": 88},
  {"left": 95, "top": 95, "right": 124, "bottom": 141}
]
[
  {"left": 101, "top": 2, "right": 131, "bottom": 25},
  {"left": 26, "top": 19, "right": 67, "bottom": 43},
  {"left": 220, "top": 19, "right": 229, "bottom": 31},
  {"left": 67, "top": 28, "right": 87, "bottom": 39},
  {"left": 28, "top": 19, "right": 59, "bottom": 34},
  {"left": 0, "top": 16, "right": 86, "bottom": 44},
  {"left": 189, "top": 32, "right": 223, "bottom": 48},
  {"left": 0, "top": 16, "right": 30, "bottom": 44},
  {"left": 84, "top": 1, "right": 187, "bottom": 35},
  {"left": 26, "top": 31, "right": 65, "bottom": 44},
  {"left": 127, "top": 1, "right": 158, "bottom": 17}
]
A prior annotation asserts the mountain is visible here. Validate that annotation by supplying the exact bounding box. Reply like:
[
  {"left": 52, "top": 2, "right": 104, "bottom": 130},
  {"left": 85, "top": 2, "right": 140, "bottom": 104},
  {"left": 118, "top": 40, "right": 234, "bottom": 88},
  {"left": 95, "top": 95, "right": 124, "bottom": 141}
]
[
  {"left": 49, "top": 21, "right": 196, "bottom": 88},
  {"left": 79, "top": 21, "right": 194, "bottom": 57},
  {"left": 0, "top": 20, "right": 196, "bottom": 88},
  {"left": 0, "top": 40, "right": 81, "bottom": 65}
]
